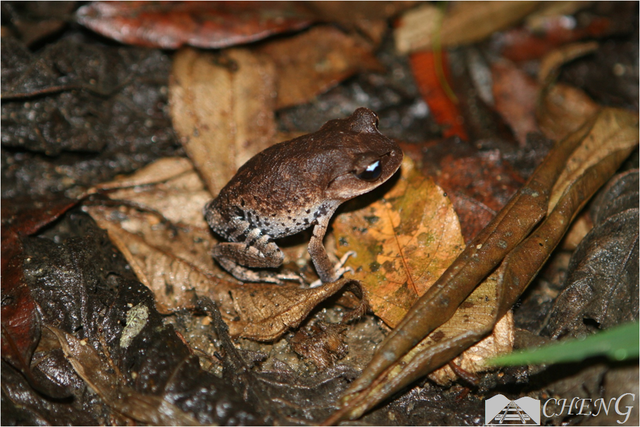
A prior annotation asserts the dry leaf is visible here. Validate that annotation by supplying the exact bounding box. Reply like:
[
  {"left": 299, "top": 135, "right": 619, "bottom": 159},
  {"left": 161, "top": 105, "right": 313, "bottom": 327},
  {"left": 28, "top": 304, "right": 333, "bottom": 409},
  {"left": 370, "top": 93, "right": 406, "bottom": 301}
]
[
  {"left": 169, "top": 48, "right": 276, "bottom": 196},
  {"left": 306, "top": 1, "right": 415, "bottom": 45},
  {"left": 395, "top": 1, "right": 540, "bottom": 54},
  {"left": 227, "top": 279, "right": 365, "bottom": 341},
  {"left": 85, "top": 204, "right": 225, "bottom": 314},
  {"left": 491, "top": 59, "right": 539, "bottom": 147},
  {"left": 258, "top": 26, "right": 383, "bottom": 109},
  {"left": 91, "top": 157, "right": 194, "bottom": 192},
  {"left": 538, "top": 41, "right": 599, "bottom": 85},
  {"left": 76, "top": 2, "right": 313, "bottom": 49},
  {"left": 548, "top": 108, "right": 639, "bottom": 211},
  {"left": 537, "top": 83, "right": 600, "bottom": 142},
  {"left": 429, "top": 312, "right": 514, "bottom": 385},
  {"left": 49, "top": 326, "right": 200, "bottom": 425},
  {"left": 92, "top": 157, "right": 211, "bottom": 228},
  {"left": 334, "top": 157, "right": 464, "bottom": 327}
]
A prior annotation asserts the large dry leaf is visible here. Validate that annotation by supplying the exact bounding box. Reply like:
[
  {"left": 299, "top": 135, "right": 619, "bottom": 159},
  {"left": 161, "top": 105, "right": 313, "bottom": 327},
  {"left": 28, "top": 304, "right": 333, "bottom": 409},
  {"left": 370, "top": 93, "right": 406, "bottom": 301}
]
[
  {"left": 328, "top": 108, "right": 639, "bottom": 423},
  {"left": 85, "top": 204, "right": 223, "bottom": 313},
  {"left": 49, "top": 326, "right": 200, "bottom": 425},
  {"left": 395, "top": 1, "right": 540, "bottom": 54},
  {"left": 548, "top": 108, "right": 638, "bottom": 211},
  {"left": 333, "top": 157, "right": 464, "bottom": 327},
  {"left": 169, "top": 48, "right": 276, "bottom": 196},
  {"left": 227, "top": 279, "right": 364, "bottom": 341},
  {"left": 491, "top": 59, "right": 539, "bottom": 147},
  {"left": 537, "top": 83, "right": 600, "bottom": 142},
  {"left": 91, "top": 157, "right": 211, "bottom": 228},
  {"left": 76, "top": 2, "right": 313, "bottom": 49},
  {"left": 536, "top": 42, "right": 600, "bottom": 142},
  {"left": 258, "top": 26, "right": 384, "bottom": 109}
]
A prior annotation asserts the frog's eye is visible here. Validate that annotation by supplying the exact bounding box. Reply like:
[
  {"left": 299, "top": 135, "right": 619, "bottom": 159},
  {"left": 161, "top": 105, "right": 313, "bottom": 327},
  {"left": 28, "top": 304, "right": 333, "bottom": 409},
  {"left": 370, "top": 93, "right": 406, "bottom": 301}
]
[{"left": 356, "top": 160, "right": 382, "bottom": 181}]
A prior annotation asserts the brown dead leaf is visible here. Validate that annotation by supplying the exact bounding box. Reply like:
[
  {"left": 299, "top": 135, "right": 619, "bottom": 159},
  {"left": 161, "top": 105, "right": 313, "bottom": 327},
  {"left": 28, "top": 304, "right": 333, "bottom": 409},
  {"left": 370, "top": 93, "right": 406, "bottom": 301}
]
[
  {"left": 334, "top": 157, "right": 464, "bottom": 327},
  {"left": 227, "top": 279, "right": 365, "bottom": 341},
  {"left": 49, "top": 326, "right": 200, "bottom": 425},
  {"left": 169, "top": 48, "right": 276, "bottom": 196},
  {"left": 538, "top": 41, "right": 599, "bottom": 85},
  {"left": 536, "top": 42, "right": 601, "bottom": 142},
  {"left": 307, "top": 2, "right": 415, "bottom": 45},
  {"left": 85, "top": 204, "right": 224, "bottom": 314},
  {"left": 537, "top": 83, "right": 600, "bottom": 142},
  {"left": 91, "top": 157, "right": 194, "bottom": 192},
  {"left": 91, "top": 157, "right": 211, "bottom": 229},
  {"left": 258, "top": 26, "right": 384, "bottom": 109},
  {"left": 491, "top": 59, "right": 539, "bottom": 147},
  {"left": 76, "top": 2, "right": 313, "bottom": 49},
  {"left": 548, "top": 108, "right": 639, "bottom": 211},
  {"left": 429, "top": 312, "right": 514, "bottom": 385},
  {"left": 395, "top": 1, "right": 540, "bottom": 54}
]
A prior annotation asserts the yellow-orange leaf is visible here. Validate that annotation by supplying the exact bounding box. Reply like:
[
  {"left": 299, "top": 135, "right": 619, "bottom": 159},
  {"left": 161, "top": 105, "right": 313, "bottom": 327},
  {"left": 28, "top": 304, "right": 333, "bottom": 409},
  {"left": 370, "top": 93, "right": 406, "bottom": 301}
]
[{"left": 334, "top": 158, "right": 464, "bottom": 327}]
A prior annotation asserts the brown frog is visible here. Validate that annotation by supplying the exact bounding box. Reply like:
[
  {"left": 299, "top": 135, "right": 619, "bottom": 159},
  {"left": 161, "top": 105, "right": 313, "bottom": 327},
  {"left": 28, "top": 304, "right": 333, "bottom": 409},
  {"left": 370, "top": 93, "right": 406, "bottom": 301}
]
[{"left": 204, "top": 108, "right": 403, "bottom": 286}]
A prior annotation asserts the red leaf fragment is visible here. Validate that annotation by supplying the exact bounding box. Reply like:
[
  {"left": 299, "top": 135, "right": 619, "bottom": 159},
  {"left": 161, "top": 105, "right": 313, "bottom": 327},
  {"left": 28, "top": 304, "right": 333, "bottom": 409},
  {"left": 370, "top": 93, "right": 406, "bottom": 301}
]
[
  {"left": 1, "top": 196, "right": 78, "bottom": 392},
  {"left": 76, "top": 1, "right": 315, "bottom": 49},
  {"left": 410, "top": 50, "right": 468, "bottom": 141},
  {"left": 501, "top": 15, "right": 615, "bottom": 63}
]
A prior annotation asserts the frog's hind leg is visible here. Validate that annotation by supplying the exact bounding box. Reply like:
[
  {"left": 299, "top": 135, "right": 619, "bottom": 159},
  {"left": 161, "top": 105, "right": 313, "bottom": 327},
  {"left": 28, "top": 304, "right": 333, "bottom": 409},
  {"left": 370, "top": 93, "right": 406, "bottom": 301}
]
[{"left": 211, "top": 231, "right": 301, "bottom": 284}]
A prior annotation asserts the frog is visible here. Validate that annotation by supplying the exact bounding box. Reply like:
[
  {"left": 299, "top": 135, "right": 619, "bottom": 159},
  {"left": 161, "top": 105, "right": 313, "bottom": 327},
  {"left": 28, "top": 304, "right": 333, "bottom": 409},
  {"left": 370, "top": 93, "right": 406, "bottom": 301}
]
[{"left": 204, "top": 107, "right": 403, "bottom": 286}]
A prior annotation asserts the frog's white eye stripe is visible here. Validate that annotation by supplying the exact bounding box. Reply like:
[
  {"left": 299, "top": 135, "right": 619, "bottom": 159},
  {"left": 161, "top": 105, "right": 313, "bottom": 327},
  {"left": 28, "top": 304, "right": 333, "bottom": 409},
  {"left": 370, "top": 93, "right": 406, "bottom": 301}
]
[
  {"left": 366, "top": 161, "right": 380, "bottom": 172},
  {"left": 356, "top": 160, "right": 382, "bottom": 181}
]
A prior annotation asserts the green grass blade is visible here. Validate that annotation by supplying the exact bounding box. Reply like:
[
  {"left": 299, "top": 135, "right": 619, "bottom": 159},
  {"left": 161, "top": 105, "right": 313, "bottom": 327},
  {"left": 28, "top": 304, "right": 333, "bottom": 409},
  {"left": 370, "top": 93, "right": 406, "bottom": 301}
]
[{"left": 488, "top": 322, "right": 639, "bottom": 366}]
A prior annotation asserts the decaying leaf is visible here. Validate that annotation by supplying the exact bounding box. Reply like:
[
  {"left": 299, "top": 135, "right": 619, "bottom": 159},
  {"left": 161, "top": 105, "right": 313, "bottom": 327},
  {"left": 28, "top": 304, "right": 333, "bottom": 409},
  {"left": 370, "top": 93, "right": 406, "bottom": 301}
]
[
  {"left": 537, "top": 83, "right": 601, "bottom": 142},
  {"left": 1, "top": 196, "right": 78, "bottom": 397},
  {"left": 491, "top": 59, "right": 539, "bottom": 147},
  {"left": 327, "top": 107, "right": 638, "bottom": 423},
  {"left": 76, "top": 1, "right": 313, "bottom": 49},
  {"left": 48, "top": 326, "right": 200, "bottom": 426},
  {"left": 305, "top": 2, "right": 415, "bottom": 45},
  {"left": 334, "top": 157, "right": 464, "bottom": 327},
  {"left": 538, "top": 41, "right": 599, "bottom": 85},
  {"left": 409, "top": 50, "right": 468, "bottom": 140},
  {"left": 228, "top": 279, "right": 365, "bottom": 341},
  {"left": 258, "top": 26, "right": 384, "bottom": 109},
  {"left": 548, "top": 108, "right": 639, "bottom": 211},
  {"left": 90, "top": 157, "right": 211, "bottom": 229},
  {"left": 84, "top": 204, "right": 222, "bottom": 314},
  {"left": 395, "top": 2, "right": 540, "bottom": 54},
  {"left": 536, "top": 42, "right": 601, "bottom": 142},
  {"left": 544, "top": 170, "right": 639, "bottom": 338},
  {"left": 169, "top": 48, "right": 277, "bottom": 196},
  {"left": 429, "top": 312, "right": 514, "bottom": 385},
  {"left": 291, "top": 322, "right": 348, "bottom": 370}
]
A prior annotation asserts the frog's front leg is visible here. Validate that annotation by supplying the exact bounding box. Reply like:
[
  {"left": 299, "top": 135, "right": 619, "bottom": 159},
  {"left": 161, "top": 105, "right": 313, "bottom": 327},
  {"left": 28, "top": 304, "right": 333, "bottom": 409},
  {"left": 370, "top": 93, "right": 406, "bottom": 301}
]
[
  {"left": 212, "top": 229, "right": 300, "bottom": 284},
  {"left": 308, "top": 217, "right": 355, "bottom": 287}
]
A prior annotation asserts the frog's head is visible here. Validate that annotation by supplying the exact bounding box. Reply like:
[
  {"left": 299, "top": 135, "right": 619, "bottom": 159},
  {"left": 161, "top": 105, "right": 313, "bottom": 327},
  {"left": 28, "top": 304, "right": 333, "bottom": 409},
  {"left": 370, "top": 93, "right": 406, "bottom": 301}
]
[{"left": 320, "top": 108, "right": 403, "bottom": 201}]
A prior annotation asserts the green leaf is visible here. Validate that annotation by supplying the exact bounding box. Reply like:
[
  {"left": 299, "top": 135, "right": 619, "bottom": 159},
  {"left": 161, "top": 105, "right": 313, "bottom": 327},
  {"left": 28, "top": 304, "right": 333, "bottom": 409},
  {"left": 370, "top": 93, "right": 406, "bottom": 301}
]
[{"left": 488, "top": 322, "right": 639, "bottom": 366}]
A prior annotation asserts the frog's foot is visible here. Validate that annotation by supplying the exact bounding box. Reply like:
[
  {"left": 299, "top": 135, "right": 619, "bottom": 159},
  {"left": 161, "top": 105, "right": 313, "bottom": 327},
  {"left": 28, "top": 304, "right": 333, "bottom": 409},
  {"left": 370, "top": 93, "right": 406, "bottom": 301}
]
[{"left": 309, "top": 251, "right": 356, "bottom": 288}]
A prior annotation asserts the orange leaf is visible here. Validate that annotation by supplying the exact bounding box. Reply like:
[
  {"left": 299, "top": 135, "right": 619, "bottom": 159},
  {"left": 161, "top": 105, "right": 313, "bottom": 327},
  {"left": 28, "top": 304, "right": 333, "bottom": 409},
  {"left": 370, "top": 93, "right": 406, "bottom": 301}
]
[{"left": 334, "top": 158, "right": 464, "bottom": 327}]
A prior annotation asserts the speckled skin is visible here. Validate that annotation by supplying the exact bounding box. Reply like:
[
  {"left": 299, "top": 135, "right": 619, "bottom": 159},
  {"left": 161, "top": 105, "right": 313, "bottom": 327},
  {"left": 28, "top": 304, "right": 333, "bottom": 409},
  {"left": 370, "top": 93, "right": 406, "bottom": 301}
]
[{"left": 205, "top": 108, "right": 403, "bottom": 284}]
